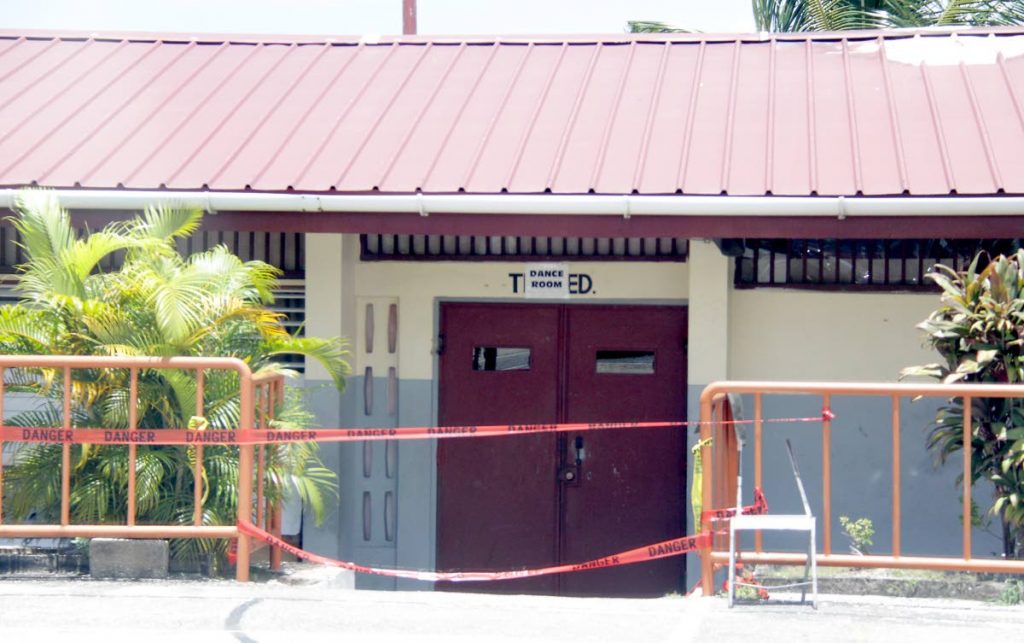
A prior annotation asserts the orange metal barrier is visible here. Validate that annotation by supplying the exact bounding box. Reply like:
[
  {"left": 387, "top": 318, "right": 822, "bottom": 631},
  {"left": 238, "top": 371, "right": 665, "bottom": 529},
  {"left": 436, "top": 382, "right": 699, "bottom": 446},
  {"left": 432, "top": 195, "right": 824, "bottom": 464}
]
[
  {"left": 698, "top": 381, "right": 1024, "bottom": 596},
  {"left": 0, "top": 355, "right": 280, "bottom": 582}
]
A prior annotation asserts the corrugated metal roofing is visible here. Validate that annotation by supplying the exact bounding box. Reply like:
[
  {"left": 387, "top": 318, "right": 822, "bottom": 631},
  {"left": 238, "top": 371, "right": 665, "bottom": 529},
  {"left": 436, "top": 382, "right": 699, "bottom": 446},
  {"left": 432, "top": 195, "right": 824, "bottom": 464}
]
[{"left": 2, "top": 28, "right": 1024, "bottom": 197}]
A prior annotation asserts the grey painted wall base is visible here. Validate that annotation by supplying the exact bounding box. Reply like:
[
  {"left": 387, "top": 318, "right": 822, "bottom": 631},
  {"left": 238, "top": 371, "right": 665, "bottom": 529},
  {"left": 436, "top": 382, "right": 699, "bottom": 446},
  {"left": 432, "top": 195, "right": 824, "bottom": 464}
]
[
  {"left": 394, "top": 378, "right": 436, "bottom": 591},
  {"left": 302, "top": 376, "right": 436, "bottom": 591},
  {"left": 301, "top": 380, "right": 347, "bottom": 562}
]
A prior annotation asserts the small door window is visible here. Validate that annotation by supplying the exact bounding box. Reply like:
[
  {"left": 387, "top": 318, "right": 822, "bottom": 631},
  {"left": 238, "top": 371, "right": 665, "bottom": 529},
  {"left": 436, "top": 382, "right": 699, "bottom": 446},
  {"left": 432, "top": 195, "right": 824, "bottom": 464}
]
[
  {"left": 473, "top": 347, "right": 531, "bottom": 371},
  {"left": 596, "top": 350, "right": 655, "bottom": 374}
]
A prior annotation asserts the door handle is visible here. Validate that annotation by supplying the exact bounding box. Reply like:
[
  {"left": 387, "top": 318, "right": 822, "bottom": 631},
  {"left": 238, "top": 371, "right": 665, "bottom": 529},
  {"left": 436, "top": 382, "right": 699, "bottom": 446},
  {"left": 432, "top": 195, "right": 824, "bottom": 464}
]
[{"left": 559, "top": 435, "right": 585, "bottom": 485}]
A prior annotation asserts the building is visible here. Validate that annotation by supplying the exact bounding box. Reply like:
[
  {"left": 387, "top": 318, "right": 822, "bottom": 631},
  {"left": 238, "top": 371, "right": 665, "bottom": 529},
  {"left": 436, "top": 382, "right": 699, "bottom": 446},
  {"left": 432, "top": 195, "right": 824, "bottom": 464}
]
[{"left": 2, "top": 26, "right": 1024, "bottom": 595}]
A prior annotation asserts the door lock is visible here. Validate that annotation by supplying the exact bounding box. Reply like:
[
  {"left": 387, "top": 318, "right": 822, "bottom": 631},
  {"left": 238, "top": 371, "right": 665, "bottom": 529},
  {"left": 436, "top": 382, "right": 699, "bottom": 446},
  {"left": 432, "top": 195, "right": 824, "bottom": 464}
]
[{"left": 558, "top": 466, "right": 579, "bottom": 483}]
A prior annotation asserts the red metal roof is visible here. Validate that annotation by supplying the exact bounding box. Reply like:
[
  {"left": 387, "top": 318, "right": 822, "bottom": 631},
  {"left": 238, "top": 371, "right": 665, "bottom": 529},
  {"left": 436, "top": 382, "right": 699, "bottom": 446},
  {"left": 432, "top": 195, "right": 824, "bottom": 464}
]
[{"left": 2, "top": 28, "right": 1024, "bottom": 197}]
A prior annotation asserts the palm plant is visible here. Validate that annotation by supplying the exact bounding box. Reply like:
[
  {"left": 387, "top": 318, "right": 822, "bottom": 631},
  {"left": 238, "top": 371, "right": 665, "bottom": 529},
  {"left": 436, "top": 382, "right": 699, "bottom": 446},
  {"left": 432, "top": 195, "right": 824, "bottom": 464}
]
[
  {"left": 0, "top": 189, "right": 348, "bottom": 568},
  {"left": 752, "top": 0, "right": 880, "bottom": 31},
  {"left": 882, "top": 1, "right": 1008, "bottom": 27},
  {"left": 627, "top": 21, "right": 691, "bottom": 33}
]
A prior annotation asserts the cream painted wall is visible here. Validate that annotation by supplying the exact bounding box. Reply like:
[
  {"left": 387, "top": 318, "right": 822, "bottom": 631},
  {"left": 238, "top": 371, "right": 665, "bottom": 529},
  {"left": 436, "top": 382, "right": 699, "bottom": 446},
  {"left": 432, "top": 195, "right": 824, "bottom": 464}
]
[
  {"left": 355, "top": 261, "right": 690, "bottom": 380},
  {"left": 304, "top": 233, "right": 358, "bottom": 381},
  {"left": 729, "top": 289, "right": 938, "bottom": 381},
  {"left": 686, "top": 240, "right": 731, "bottom": 385}
]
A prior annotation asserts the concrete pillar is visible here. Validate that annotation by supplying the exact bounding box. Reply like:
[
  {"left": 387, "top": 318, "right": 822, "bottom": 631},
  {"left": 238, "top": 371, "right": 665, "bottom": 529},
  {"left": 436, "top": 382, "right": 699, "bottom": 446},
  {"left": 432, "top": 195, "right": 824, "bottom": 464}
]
[
  {"left": 684, "top": 239, "right": 732, "bottom": 589},
  {"left": 687, "top": 239, "right": 731, "bottom": 388},
  {"left": 302, "top": 233, "right": 358, "bottom": 560}
]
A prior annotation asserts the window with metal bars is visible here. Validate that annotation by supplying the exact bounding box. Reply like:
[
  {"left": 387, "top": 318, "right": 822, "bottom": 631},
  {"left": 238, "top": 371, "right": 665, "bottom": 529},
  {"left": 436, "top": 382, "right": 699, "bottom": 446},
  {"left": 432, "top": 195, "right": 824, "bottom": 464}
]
[
  {"left": 360, "top": 234, "right": 688, "bottom": 261},
  {"left": 734, "top": 239, "right": 1024, "bottom": 290}
]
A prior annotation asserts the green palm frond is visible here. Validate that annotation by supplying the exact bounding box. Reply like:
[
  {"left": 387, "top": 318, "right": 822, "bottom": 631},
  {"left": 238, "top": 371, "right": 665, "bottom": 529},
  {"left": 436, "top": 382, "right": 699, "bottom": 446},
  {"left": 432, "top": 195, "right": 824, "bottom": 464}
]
[
  {"left": 264, "top": 335, "right": 351, "bottom": 391},
  {"left": 160, "top": 369, "right": 198, "bottom": 428},
  {"left": 130, "top": 202, "right": 204, "bottom": 244},
  {"left": 754, "top": 0, "right": 807, "bottom": 30},
  {"left": 0, "top": 304, "right": 57, "bottom": 349},
  {"left": 882, "top": 0, "right": 1007, "bottom": 26},
  {"left": 935, "top": 0, "right": 980, "bottom": 24},
  {"left": 190, "top": 305, "right": 290, "bottom": 349},
  {"left": 990, "top": 1, "right": 1024, "bottom": 25},
  {"left": 11, "top": 189, "right": 74, "bottom": 266},
  {"left": 2, "top": 443, "right": 64, "bottom": 521},
  {"left": 12, "top": 203, "right": 135, "bottom": 300},
  {"left": 627, "top": 20, "right": 692, "bottom": 33},
  {"left": 62, "top": 231, "right": 137, "bottom": 282},
  {"left": 803, "top": 0, "right": 879, "bottom": 30},
  {"left": 16, "top": 254, "right": 84, "bottom": 301},
  {"left": 142, "top": 266, "right": 213, "bottom": 346},
  {"left": 189, "top": 246, "right": 281, "bottom": 304},
  {"left": 1, "top": 366, "right": 48, "bottom": 395}
]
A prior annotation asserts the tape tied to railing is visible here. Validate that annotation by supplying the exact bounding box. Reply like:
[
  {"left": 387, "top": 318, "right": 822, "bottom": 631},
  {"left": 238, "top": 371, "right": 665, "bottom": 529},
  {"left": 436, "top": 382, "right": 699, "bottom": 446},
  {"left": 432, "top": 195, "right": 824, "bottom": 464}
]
[
  {"left": 238, "top": 519, "right": 712, "bottom": 582},
  {"left": 701, "top": 487, "right": 769, "bottom": 522}
]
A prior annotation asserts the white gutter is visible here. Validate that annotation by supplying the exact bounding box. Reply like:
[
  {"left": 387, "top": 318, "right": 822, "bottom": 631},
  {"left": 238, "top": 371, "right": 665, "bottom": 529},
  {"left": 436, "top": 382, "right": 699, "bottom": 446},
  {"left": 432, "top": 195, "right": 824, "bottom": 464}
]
[{"left": 2, "top": 189, "right": 1024, "bottom": 218}]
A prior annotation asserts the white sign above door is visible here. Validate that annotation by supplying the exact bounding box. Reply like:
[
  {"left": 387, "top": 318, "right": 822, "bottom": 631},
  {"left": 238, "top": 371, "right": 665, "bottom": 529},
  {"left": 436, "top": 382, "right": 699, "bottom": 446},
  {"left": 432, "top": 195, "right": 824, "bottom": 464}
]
[{"left": 523, "top": 263, "right": 569, "bottom": 299}]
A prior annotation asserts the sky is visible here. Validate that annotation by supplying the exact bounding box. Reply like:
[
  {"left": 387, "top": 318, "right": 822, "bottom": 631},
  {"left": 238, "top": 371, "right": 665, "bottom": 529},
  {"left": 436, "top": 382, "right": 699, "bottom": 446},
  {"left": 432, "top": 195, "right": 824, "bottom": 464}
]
[{"left": 3, "top": 0, "right": 757, "bottom": 36}]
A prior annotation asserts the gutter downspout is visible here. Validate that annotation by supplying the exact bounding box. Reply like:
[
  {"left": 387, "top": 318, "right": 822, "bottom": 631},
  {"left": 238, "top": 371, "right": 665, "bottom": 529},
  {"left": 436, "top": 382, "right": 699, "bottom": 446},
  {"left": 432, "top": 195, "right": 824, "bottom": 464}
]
[{"left": 2, "top": 189, "right": 1024, "bottom": 218}]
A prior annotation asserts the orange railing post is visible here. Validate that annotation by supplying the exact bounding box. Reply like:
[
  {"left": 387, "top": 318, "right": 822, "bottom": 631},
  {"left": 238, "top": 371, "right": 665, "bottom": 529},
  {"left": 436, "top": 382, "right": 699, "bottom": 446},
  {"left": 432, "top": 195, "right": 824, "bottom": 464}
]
[
  {"left": 236, "top": 365, "right": 254, "bottom": 582},
  {"left": 892, "top": 394, "right": 901, "bottom": 558},
  {"left": 127, "top": 367, "right": 138, "bottom": 526},
  {"left": 963, "top": 395, "right": 972, "bottom": 561},
  {"left": 194, "top": 368, "right": 205, "bottom": 527},
  {"left": 269, "top": 377, "right": 284, "bottom": 571},
  {"left": 754, "top": 392, "right": 763, "bottom": 553},
  {"left": 61, "top": 366, "right": 71, "bottom": 527},
  {"left": 256, "top": 383, "right": 267, "bottom": 530},
  {"left": 822, "top": 392, "right": 831, "bottom": 556}
]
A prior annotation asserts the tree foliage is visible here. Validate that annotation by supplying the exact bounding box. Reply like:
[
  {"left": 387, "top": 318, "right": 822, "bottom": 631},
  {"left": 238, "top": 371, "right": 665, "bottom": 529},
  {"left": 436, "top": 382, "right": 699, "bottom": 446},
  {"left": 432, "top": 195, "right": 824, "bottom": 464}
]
[
  {"left": 628, "top": 1, "right": 1024, "bottom": 34},
  {"left": 903, "top": 252, "right": 1024, "bottom": 558},
  {"left": 752, "top": 0, "right": 879, "bottom": 31},
  {"left": 0, "top": 190, "right": 349, "bottom": 568}
]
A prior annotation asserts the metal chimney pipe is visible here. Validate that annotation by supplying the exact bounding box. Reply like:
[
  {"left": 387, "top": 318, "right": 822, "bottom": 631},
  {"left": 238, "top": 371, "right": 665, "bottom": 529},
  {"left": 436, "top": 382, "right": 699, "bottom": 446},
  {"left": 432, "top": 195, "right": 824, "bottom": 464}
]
[{"left": 403, "top": 0, "right": 417, "bottom": 35}]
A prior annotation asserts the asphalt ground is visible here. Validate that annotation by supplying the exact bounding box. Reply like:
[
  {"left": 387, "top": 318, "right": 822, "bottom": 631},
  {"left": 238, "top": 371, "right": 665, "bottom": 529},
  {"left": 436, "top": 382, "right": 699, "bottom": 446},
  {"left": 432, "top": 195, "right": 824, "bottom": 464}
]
[{"left": 1, "top": 571, "right": 1023, "bottom": 642}]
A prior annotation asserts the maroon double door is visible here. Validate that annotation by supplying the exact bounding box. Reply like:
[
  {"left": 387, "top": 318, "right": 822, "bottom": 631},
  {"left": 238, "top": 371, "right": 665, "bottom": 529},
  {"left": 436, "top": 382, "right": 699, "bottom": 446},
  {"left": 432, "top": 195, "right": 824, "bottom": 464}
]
[{"left": 437, "top": 303, "right": 687, "bottom": 597}]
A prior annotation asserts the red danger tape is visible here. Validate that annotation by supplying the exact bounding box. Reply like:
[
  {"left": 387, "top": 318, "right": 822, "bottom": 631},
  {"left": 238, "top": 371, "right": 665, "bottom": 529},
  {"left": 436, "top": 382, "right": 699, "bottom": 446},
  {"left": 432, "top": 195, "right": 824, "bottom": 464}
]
[
  {"left": 701, "top": 488, "right": 769, "bottom": 522},
  {"left": 1, "top": 422, "right": 678, "bottom": 445},
  {"left": 0, "top": 412, "right": 834, "bottom": 446},
  {"left": 238, "top": 519, "right": 711, "bottom": 582}
]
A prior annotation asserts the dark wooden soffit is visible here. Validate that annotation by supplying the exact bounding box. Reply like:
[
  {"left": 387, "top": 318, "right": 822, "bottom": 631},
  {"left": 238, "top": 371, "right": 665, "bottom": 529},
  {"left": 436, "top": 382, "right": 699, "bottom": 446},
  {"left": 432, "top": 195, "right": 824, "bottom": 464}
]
[{"left": 0, "top": 208, "right": 1018, "bottom": 240}]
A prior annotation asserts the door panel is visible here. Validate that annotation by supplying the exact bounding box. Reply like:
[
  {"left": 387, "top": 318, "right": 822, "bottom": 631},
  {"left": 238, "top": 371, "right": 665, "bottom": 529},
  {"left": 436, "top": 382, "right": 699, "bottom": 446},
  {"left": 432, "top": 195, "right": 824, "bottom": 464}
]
[
  {"left": 561, "top": 306, "right": 687, "bottom": 596},
  {"left": 436, "top": 303, "right": 561, "bottom": 594},
  {"left": 436, "top": 303, "right": 687, "bottom": 597}
]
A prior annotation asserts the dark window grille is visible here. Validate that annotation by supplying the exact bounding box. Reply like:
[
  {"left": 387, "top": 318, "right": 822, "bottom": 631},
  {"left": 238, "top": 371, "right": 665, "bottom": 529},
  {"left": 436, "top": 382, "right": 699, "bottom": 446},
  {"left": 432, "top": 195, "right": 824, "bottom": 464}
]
[
  {"left": 0, "top": 222, "right": 305, "bottom": 277},
  {"left": 734, "top": 239, "right": 1024, "bottom": 290},
  {"left": 361, "top": 234, "right": 688, "bottom": 262}
]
